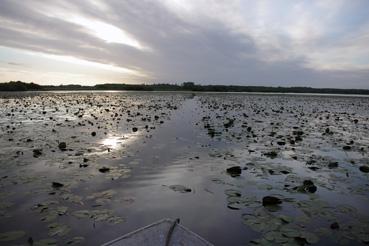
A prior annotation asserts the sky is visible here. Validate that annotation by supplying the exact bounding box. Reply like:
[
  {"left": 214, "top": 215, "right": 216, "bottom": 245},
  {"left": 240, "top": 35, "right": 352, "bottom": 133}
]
[{"left": 0, "top": 0, "right": 369, "bottom": 88}]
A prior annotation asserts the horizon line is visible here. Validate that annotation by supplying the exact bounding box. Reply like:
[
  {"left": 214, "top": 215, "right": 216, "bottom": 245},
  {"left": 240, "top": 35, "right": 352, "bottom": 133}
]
[{"left": 1, "top": 80, "right": 369, "bottom": 92}]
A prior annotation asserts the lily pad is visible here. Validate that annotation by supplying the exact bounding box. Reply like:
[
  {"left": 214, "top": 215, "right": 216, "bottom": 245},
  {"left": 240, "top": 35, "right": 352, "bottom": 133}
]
[
  {"left": 262, "top": 196, "right": 282, "bottom": 206},
  {"left": 226, "top": 166, "right": 242, "bottom": 177},
  {"left": 48, "top": 223, "right": 70, "bottom": 237},
  {"left": 0, "top": 230, "right": 25, "bottom": 241},
  {"left": 72, "top": 209, "right": 124, "bottom": 224},
  {"left": 61, "top": 193, "right": 84, "bottom": 205},
  {"left": 281, "top": 228, "right": 300, "bottom": 238},
  {"left": 72, "top": 210, "right": 90, "bottom": 219},
  {"left": 41, "top": 213, "right": 57, "bottom": 222},
  {"left": 87, "top": 190, "right": 116, "bottom": 204},
  {"left": 34, "top": 238, "right": 57, "bottom": 246},
  {"left": 168, "top": 185, "right": 192, "bottom": 193},
  {"left": 225, "top": 189, "right": 241, "bottom": 197},
  {"left": 99, "top": 167, "right": 110, "bottom": 173},
  {"left": 227, "top": 202, "right": 244, "bottom": 210},
  {"left": 66, "top": 236, "right": 85, "bottom": 245},
  {"left": 300, "top": 231, "right": 319, "bottom": 244},
  {"left": 51, "top": 182, "right": 64, "bottom": 189},
  {"left": 277, "top": 215, "right": 293, "bottom": 224}
]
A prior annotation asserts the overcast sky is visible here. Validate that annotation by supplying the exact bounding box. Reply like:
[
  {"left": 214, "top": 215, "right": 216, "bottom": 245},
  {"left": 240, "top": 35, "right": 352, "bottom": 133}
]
[{"left": 0, "top": 0, "right": 368, "bottom": 88}]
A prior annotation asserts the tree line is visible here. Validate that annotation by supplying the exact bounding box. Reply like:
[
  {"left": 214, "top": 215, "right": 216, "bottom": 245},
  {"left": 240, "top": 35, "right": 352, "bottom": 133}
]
[{"left": 1, "top": 81, "right": 369, "bottom": 95}]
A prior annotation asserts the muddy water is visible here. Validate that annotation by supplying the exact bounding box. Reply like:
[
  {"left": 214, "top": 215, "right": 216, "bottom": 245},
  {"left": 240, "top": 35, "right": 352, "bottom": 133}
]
[{"left": 0, "top": 92, "right": 368, "bottom": 245}]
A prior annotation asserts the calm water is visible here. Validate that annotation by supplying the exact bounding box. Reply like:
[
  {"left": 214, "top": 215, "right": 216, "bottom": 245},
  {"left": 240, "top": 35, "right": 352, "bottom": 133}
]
[{"left": 0, "top": 92, "right": 368, "bottom": 245}]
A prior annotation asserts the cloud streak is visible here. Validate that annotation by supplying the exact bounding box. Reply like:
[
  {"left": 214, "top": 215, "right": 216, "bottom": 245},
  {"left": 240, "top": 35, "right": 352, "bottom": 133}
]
[{"left": 0, "top": 0, "right": 368, "bottom": 88}]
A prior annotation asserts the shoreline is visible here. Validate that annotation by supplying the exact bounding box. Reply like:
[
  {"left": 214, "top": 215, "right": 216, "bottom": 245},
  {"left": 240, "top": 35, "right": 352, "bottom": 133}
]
[{"left": 1, "top": 90, "right": 369, "bottom": 97}]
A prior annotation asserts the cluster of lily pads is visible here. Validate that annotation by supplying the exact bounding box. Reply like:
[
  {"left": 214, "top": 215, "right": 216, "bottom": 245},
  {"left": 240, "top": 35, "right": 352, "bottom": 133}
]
[
  {"left": 0, "top": 92, "right": 185, "bottom": 244},
  {"left": 198, "top": 94, "right": 369, "bottom": 245},
  {"left": 0, "top": 92, "right": 368, "bottom": 245}
]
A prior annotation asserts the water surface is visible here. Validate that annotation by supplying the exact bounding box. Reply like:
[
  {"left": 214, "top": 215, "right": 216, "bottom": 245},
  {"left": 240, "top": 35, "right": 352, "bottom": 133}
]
[{"left": 0, "top": 92, "right": 368, "bottom": 245}]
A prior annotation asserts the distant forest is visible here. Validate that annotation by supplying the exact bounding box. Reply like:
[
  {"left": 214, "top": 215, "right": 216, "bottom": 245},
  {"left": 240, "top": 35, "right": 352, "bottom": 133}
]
[{"left": 1, "top": 81, "right": 369, "bottom": 95}]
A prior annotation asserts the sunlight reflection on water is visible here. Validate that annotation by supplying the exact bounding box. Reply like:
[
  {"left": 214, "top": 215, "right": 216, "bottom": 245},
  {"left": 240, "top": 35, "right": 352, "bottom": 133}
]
[{"left": 101, "top": 132, "right": 139, "bottom": 150}]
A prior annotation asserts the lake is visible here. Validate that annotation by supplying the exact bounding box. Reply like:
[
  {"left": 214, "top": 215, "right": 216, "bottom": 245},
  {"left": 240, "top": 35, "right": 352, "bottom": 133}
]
[{"left": 0, "top": 91, "right": 368, "bottom": 245}]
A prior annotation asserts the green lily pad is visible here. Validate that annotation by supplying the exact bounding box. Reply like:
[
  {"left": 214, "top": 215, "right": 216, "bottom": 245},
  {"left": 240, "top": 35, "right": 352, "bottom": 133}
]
[
  {"left": 87, "top": 190, "right": 116, "bottom": 200},
  {"left": 56, "top": 206, "right": 68, "bottom": 215},
  {"left": 0, "top": 201, "right": 13, "bottom": 210},
  {"left": 104, "top": 166, "right": 130, "bottom": 180},
  {"left": 72, "top": 209, "right": 124, "bottom": 224},
  {"left": 61, "top": 193, "right": 84, "bottom": 205},
  {"left": 277, "top": 215, "right": 293, "bottom": 224},
  {"left": 34, "top": 238, "right": 57, "bottom": 246},
  {"left": 227, "top": 196, "right": 244, "bottom": 203},
  {"left": 66, "top": 236, "right": 85, "bottom": 245},
  {"left": 37, "top": 204, "right": 68, "bottom": 222},
  {"left": 300, "top": 231, "right": 319, "bottom": 244},
  {"left": 227, "top": 202, "right": 244, "bottom": 210},
  {"left": 0, "top": 230, "right": 25, "bottom": 241},
  {"left": 72, "top": 210, "right": 90, "bottom": 219},
  {"left": 48, "top": 223, "right": 70, "bottom": 237},
  {"left": 93, "top": 209, "right": 124, "bottom": 224},
  {"left": 31, "top": 201, "right": 59, "bottom": 213},
  {"left": 280, "top": 228, "right": 300, "bottom": 238},
  {"left": 41, "top": 213, "right": 57, "bottom": 222},
  {"left": 87, "top": 190, "right": 116, "bottom": 205},
  {"left": 225, "top": 189, "right": 241, "bottom": 197}
]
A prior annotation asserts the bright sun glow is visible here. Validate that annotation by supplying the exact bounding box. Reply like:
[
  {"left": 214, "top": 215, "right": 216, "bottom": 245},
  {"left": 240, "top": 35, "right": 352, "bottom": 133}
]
[
  {"left": 39, "top": 52, "right": 140, "bottom": 74},
  {"left": 102, "top": 137, "right": 122, "bottom": 149},
  {"left": 70, "top": 17, "right": 144, "bottom": 50},
  {"left": 43, "top": 9, "right": 145, "bottom": 50},
  {"left": 101, "top": 133, "right": 139, "bottom": 151}
]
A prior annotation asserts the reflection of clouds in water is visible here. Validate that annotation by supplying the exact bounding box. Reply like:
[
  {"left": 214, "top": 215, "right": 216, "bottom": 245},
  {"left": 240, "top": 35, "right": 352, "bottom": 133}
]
[{"left": 101, "top": 132, "right": 139, "bottom": 150}]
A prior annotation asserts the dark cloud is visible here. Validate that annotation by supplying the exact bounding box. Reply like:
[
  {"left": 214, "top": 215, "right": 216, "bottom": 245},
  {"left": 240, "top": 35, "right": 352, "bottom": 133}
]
[{"left": 0, "top": 0, "right": 368, "bottom": 88}]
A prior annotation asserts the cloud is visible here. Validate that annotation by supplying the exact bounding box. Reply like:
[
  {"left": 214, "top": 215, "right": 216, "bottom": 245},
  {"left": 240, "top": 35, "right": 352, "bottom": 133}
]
[{"left": 0, "top": 0, "right": 368, "bottom": 88}]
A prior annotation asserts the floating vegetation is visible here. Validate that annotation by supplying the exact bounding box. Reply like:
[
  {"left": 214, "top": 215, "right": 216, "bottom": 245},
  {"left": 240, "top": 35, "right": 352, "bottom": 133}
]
[
  {"left": 101, "top": 166, "right": 131, "bottom": 180},
  {"left": 41, "top": 206, "right": 68, "bottom": 223},
  {"left": 87, "top": 189, "right": 117, "bottom": 205},
  {"left": 243, "top": 208, "right": 319, "bottom": 245},
  {"left": 66, "top": 236, "right": 85, "bottom": 245},
  {"left": 197, "top": 94, "right": 369, "bottom": 244},
  {"left": 224, "top": 189, "right": 259, "bottom": 210},
  {"left": 98, "top": 167, "right": 110, "bottom": 173},
  {"left": 262, "top": 196, "right": 282, "bottom": 206},
  {"left": 61, "top": 193, "right": 84, "bottom": 205},
  {"left": 72, "top": 209, "right": 124, "bottom": 224},
  {"left": 359, "top": 165, "right": 369, "bottom": 173},
  {"left": 0, "top": 92, "right": 368, "bottom": 245},
  {"left": 51, "top": 182, "right": 64, "bottom": 189},
  {"left": 294, "top": 180, "right": 317, "bottom": 193},
  {"left": 226, "top": 166, "right": 242, "bottom": 177},
  {"left": 0, "top": 230, "right": 25, "bottom": 242},
  {"left": 33, "top": 238, "right": 57, "bottom": 246},
  {"left": 168, "top": 185, "right": 192, "bottom": 193},
  {"left": 48, "top": 223, "right": 70, "bottom": 237}
]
